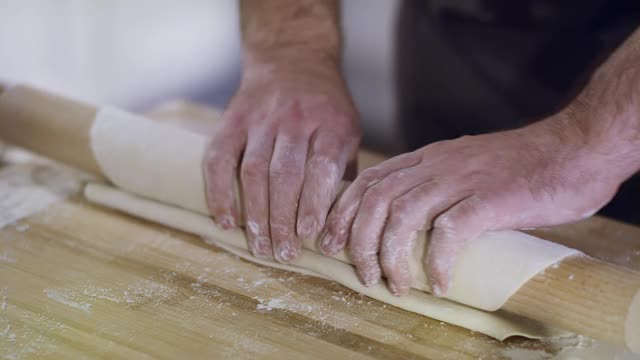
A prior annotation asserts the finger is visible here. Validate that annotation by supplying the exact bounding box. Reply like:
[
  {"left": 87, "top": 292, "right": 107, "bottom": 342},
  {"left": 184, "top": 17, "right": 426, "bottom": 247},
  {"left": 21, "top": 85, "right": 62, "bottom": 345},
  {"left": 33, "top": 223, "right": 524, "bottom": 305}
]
[
  {"left": 296, "top": 131, "right": 355, "bottom": 241},
  {"left": 349, "top": 166, "right": 428, "bottom": 286},
  {"left": 269, "top": 131, "right": 309, "bottom": 262},
  {"left": 319, "top": 151, "right": 422, "bottom": 255},
  {"left": 240, "top": 128, "right": 276, "bottom": 258},
  {"left": 426, "top": 195, "right": 489, "bottom": 296},
  {"left": 203, "top": 120, "right": 247, "bottom": 229},
  {"left": 380, "top": 181, "right": 469, "bottom": 296}
]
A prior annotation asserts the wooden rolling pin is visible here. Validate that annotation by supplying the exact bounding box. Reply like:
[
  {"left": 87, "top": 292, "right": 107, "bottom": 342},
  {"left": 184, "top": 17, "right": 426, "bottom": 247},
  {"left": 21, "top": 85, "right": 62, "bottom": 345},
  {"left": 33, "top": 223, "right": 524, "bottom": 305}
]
[{"left": 1, "top": 84, "right": 640, "bottom": 351}]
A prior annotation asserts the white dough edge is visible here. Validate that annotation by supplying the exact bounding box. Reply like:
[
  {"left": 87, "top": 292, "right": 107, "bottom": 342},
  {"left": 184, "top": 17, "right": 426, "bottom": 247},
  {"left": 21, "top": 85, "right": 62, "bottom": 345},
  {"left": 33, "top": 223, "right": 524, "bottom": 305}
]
[
  {"left": 90, "top": 106, "right": 211, "bottom": 216},
  {"left": 84, "top": 182, "right": 570, "bottom": 341}
]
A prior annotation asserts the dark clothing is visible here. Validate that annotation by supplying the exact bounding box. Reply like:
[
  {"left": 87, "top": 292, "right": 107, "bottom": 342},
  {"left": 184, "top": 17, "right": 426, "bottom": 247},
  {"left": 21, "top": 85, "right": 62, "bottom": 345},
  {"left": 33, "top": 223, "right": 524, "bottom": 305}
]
[{"left": 396, "top": 0, "right": 640, "bottom": 223}]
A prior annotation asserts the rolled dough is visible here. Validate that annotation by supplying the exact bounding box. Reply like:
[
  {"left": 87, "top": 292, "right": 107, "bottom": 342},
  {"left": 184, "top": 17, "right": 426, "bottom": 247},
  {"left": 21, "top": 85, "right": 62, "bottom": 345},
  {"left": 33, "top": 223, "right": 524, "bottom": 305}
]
[
  {"left": 84, "top": 182, "right": 564, "bottom": 340},
  {"left": 89, "top": 106, "right": 579, "bottom": 311}
]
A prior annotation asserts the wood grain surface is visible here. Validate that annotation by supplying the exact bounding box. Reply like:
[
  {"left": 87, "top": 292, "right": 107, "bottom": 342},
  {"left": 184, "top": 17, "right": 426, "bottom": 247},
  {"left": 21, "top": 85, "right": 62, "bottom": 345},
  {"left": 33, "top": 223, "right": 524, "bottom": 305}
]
[
  {"left": 1, "top": 101, "right": 640, "bottom": 359},
  {"left": 1, "top": 196, "right": 566, "bottom": 360}
]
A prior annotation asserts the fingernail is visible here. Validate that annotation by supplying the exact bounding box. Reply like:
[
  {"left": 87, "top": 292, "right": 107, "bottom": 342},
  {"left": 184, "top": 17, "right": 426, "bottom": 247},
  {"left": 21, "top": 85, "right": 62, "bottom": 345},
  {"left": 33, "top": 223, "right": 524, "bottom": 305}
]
[
  {"left": 216, "top": 214, "right": 236, "bottom": 229},
  {"left": 298, "top": 216, "right": 318, "bottom": 239},
  {"left": 276, "top": 242, "right": 298, "bottom": 263},
  {"left": 319, "top": 231, "right": 336, "bottom": 254},
  {"left": 250, "top": 236, "right": 271, "bottom": 258},
  {"left": 388, "top": 282, "right": 399, "bottom": 296},
  {"left": 431, "top": 284, "right": 442, "bottom": 297}
]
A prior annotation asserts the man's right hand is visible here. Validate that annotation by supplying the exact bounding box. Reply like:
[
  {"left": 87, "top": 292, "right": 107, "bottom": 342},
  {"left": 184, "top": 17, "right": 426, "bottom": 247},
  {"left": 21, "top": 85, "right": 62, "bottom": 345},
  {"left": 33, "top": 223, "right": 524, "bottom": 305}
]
[{"left": 204, "top": 52, "right": 360, "bottom": 262}]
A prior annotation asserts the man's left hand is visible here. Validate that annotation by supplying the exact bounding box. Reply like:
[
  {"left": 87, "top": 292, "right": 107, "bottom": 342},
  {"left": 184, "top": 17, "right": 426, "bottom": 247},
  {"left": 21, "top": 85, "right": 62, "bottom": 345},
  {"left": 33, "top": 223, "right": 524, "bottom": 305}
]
[{"left": 319, "top": 114, "right": 624, "bottom": 296}]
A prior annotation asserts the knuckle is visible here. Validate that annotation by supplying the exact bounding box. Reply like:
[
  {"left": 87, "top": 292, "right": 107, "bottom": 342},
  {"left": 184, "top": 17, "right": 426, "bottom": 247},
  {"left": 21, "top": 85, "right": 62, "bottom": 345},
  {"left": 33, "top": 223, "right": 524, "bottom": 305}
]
[
  {"left": 276, "top": 109, "right": 313, "bottom": 134},
  {"left": 461, "top": 196, "right": 487, "bottom": 219},
  {"left": 324, "top": 212, "right": 347, "bottom": 234},
  {"left": 206, "top": 150, "right": 237, "bottom": 171},
  {"left": 307, "top": 155, "right": 340, "bottom": 180},
  {"left": 269, "top": 221, "right": 290, "bottom": 238},
  {"left": 221, "top": 106, "right": 244, "bottom": 122},
  {"left": 313, "top": 131, "right": 349, "bottom": 153},
  {"left": 270, "top": 161, "right": 303, "bottom": 179},
  {"left": 329, "top": 112, "right": 352, "bottom": 125},
  {"left": 396, "top": 150, "right": 423, "bottom": 165},
  {"left": 308, "top": 153, "right": 336, "bottom": 169},
  {"left": 350, "top": 249, "right": 373, "bottom": 268},
  {"left": 357, "top": 167, "right": 381, "bottom": 185},
  {"left": 433, "top": 212, "right": 460, "bottom": 230},
  {"left": 390, "top": 197, "right": 412, "bottom": 217},
  {"left": 362, "top": 184, "right": 389, "bottom": 205},
  {"left": 241, "top": 158, "right": 269, "bottom": 180},
  {"left": 434, "top": 197, "right": 485, "bottom": 230},
  {"left": 381, "top": 232, "right": 411, "bottom": 259}
]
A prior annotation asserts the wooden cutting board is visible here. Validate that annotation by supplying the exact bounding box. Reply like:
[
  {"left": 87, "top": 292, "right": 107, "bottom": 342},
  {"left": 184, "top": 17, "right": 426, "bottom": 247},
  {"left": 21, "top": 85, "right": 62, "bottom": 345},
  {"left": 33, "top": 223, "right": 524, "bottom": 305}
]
[{"left": 2, "top": 101, "right": 640, "bottom": 359}]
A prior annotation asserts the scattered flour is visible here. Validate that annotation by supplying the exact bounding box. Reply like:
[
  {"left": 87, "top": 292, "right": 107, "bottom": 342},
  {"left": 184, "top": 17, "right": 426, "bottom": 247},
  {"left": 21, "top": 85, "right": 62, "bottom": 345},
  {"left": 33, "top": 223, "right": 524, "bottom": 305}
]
[
  {"left": 254, "top": 293, "right": 314, "bottom": 315},
  {"left": 501, "top": 335, "right": 640, "bottom": 360},
  {"left": 123, "top": 279, "right": 176, "bottom": 305},
  {"left": 14, "top": 223, "right": 29, "bottom": 233},
  {"left": 252, "top": 292, "right": 362, "bottom": 331},
  {"left": 251, "top": 278, "right": 271, "bottom": 288},
  {"left": 42, "top": 276, "right": 178, "bottom": 316},
  {"left": 44, "top": 288, "right": 92, "bottom": 313},
  {"left": 81, "top": 287, "right": 122, "bottom": 303},
  {"left": 215, "top": 330, "right": 278, "bottom": 359},
  {"left": 501, "top": 348, "right": 551, "bottom": 360},
  {"left": 256, "top": 298, "right": 287, "bottom": 311},
  {"left": 0, "top": 163, "right": 89, "bottom": 229},
  {"left": 1, "top": 287, "right": 7, "bottom": 312},
  {"left": 547, "top": 335, "right": 640, "bottom": 360},
  {"left": 331, "top": 295, "right": 349, "bottom": 303},
  {"left": 0, "top": 310, "right": 67, "bottom": 359},
  {"left": 0, "top": 250, "right": 17, "bottom": 263}
]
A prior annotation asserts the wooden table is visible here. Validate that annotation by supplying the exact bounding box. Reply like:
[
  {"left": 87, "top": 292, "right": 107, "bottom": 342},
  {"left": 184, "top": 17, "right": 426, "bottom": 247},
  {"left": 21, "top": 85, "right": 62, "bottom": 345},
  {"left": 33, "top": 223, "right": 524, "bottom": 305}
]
[{"left": 2, "top": 102, "right": 640, "bottom": 359}]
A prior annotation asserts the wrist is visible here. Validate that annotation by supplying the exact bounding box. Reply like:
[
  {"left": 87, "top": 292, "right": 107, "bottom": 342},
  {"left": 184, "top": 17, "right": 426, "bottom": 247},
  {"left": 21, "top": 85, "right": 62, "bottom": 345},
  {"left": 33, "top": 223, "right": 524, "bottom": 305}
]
[
  {"left": 533, "top": 107, "right": 640, "bottom": 183},
  {"left": 244, "top": 46, "right": 340, "bottom": 72},
  {"left": 241, "top": 47, "right": 344, "bottom": 90}
]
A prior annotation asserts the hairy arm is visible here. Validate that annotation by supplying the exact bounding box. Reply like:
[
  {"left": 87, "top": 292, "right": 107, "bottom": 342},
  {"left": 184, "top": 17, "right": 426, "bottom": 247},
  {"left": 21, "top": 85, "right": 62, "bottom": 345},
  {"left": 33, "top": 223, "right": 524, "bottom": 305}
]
[
  {"left": 552, "top": 27, "right": 640, "bottom": 177},
  {"left": 240, "top": 0, "right": 340, "bottom": 62}
]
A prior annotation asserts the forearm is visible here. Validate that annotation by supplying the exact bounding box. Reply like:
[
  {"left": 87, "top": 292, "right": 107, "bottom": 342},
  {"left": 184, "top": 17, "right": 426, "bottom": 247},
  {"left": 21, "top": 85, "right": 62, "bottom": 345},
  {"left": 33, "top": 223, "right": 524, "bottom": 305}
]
[
  {"left": 239, "top": 0, "right": 341, "bottom": 66},
  {"left": 541, "top": 27, "right": 640, "bottom": 179}
]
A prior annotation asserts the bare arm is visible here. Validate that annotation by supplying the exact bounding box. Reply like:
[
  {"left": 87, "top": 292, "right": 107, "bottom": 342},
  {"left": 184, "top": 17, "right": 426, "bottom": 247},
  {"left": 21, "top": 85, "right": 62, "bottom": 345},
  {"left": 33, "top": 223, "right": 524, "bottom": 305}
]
[
  {"left": 552, "top": 27, "right": 640, "bottom": 178},
  {"left": 240, "top": 0, "right": 340, "bottom": 63}
]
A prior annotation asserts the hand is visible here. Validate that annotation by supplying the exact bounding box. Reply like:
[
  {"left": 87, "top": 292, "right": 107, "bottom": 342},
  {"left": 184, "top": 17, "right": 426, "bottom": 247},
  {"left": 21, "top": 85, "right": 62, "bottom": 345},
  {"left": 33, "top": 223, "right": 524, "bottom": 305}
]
[
  {"left": 203, "top": 53, "right": 360, "bottom": 262},
  {"left": 319, "top": 115, "right": 624, "bottom": 296}
]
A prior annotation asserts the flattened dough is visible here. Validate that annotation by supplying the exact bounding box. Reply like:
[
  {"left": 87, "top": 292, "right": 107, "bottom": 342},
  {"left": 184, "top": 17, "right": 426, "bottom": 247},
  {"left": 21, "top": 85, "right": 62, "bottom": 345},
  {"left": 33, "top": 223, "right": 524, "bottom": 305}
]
[
  {"left": 89, "top": 107, "right": 579, "bottom": 312},
  {"left": 85, "top": 182, "right": 564, "bottom": 340}
]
